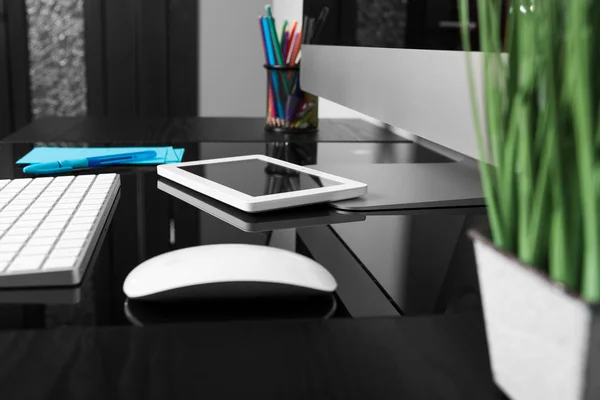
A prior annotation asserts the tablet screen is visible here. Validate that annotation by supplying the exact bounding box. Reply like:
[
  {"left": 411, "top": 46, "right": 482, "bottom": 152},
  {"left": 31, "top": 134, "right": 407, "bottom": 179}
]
[{"left": 180, "top": 159, "right": 341, "bottom": 197}]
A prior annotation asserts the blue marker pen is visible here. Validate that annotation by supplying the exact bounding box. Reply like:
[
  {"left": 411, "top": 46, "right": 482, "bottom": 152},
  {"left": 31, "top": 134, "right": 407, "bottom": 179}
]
[{"left": 23, "top": 150, "right": 157, "bottom": 175}]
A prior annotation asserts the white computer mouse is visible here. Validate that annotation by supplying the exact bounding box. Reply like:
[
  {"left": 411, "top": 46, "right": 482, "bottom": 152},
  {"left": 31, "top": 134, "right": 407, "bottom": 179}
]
[{"left": 123, "top": 244, "right": 337, "bottom": 301}]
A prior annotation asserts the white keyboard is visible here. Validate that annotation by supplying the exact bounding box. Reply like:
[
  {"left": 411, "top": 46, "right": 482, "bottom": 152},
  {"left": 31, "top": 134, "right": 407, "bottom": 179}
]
[{"left": 0, "top": 173, "right": 120, "bottom": 288}]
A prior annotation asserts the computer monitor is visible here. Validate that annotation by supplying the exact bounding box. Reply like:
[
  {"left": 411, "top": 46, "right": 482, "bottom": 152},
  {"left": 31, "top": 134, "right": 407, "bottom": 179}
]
[{"left": 301, "top": 0, "right": 504, "bottom": 210}]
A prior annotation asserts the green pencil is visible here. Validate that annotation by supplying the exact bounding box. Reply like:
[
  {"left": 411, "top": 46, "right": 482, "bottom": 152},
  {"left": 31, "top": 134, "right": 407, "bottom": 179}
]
[
  {"left": 265, "top": 6, "right": 283, "bottom": 65},
  {"left": 265, "top": 5, "right": 290, "bottom": 94}
]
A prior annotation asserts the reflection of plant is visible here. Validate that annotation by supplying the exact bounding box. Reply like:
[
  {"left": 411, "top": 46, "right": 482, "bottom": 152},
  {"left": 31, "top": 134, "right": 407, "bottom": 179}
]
[{"left": 459, "top": 0, "right": 600, "bottom": 301}]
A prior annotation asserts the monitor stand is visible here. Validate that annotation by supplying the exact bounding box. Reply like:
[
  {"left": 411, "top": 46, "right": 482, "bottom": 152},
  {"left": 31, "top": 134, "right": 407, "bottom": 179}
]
[{"left": 311, "top": 161, "right": 485, "bottom": 211}]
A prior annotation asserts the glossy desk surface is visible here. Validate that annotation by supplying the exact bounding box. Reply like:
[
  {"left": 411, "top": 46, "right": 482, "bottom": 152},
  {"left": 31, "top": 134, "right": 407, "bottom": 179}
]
[{"left": 0, "top": 117, "right": 501, "bottom": 399}]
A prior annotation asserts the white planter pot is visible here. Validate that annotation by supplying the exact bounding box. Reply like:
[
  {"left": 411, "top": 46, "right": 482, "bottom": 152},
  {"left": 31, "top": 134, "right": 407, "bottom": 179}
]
[{"left": 470, "top": 231, "right": 600, "bottom": 400}]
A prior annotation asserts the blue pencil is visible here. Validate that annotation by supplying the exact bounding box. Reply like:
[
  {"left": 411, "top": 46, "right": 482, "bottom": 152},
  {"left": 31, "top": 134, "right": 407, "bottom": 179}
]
[{"left": 261, "top": 17, "right": 285, "bottom": 120}]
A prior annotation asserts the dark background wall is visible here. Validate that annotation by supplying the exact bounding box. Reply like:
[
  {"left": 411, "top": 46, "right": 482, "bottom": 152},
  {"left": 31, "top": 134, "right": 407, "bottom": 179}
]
[
  {"left": 0, "top": 0, "right": 199, "bottom": 140},
  {"left": 0, "top": 0, "right": 31, "bottom": 139},
  {"left": 84, "top": 0, "right": 198, "bottom": 118}
]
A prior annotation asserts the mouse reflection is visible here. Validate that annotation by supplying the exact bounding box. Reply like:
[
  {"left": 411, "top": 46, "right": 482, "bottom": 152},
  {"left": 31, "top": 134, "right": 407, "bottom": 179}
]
[{"left": 124, "top": 295, "right": 338, "bottom": 327}]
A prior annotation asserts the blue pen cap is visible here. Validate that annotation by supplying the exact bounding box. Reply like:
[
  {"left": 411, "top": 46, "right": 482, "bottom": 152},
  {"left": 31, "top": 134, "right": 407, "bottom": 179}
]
[{"left": 23, "top": 158, "right": 89, "bottom": 175}]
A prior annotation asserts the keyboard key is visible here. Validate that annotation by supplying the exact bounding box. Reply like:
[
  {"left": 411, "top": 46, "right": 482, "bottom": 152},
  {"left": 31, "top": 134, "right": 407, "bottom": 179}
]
[
  {"left": 28, "top": 206, "right": 51, "bottom": 214},
  {"left": 65, "top": 192, "right": 86, "bottom": 200},
  {"left": 54, "top": 203, "right": 77, "bottom": 211},
  {"left": 32, "top": 199, "right": 57, "bottom": 207},
  {"left": 56, "top": 238, "right": 86, "bottom": 249},
  {"left": 90, "top": 182, "right": 111, "bottom": 188},
  {"left": 7, "top": 226, "right": 35, "bottom": 236},
  {"left": 0, "top": 243, "right": 22, "bottom": 253},
  {"left": 29, "top": 177, "right": 53, "bottom": 185},
  {"left": 46, "top": 214, "right": 70, "bottom": 223},
  {"left": 74, "top": 175, "right": 94, "bottom": 182},
  {"left": 34, "top": 229, "right": 62, "bottom": 238},
  {"left": 0, "top": 235, "right": 28, "bottom": 245},
  {"left": 15, "top": 193, "right": 37, "bottom": 201},
  {"left": 20, "top": 212, "right": 44, "bottom": 221},
  {"left": 75, "top": 210, "right": 98, "bottom": 218},
  {"left": 5, "top": 179, "right": 31, "bottom": 189},
  {"left": 0, "top": 261, "right": 7, "bottom": 272},
  {"left": 84, "top": 193, "right": 108, "bottom": 200},
  {"left": 20, "top": 244, "right": 52, "bottom": 256},
  {"left": 28, "top": 236, "right": 57, "bottom": 246},
  {"left": 44, "top": 257, "right": 77, "bottom": 270},
  {"left": 0, "top": 216, "right": 17, "bottom": 225},
  {"left": 49, "top": 208, "right": 76, "bottom": 216},
  {"left": 53, "top": 176, "right": 74, "bottom": 184},
  {"left": 59, "top": 197, "right": 82, "bottom": 204},
  {"left": 44, "top": 189, "right": 66, "bottom": 195},
  {"left": 0, "top": 252, "right": 15, "bottom": 262},
  {"left": 50, "top": 248, "right": 80, "bottom": 259},
  {"left": 43, "top": 257, "right": 77, "bottom": 270},
  {"left": 71, "top": 217, "right": 95, "bottom": 225},
  {"left": 2, "top": 205, "right": 26, "bottom": 214},
  {"left": 60, "top": 231, "right": 86, "bottom": 240},
  {"left": 13, "top": 219, "right": 41, "bottom": 228},
  {"left": 8, "top": 255, "right": 45, "bottom": 272},
  {"left": 66, "top": 223, "right": 93, "bottom": 233},
  {"left": 40, "top": 221, "right": 67, "bottom": 231},
  {"left": 0, "top": 210, "right": 23, "bottom": 218},
  {"left": 78, "top": 204, "right": 102, "bottom": 212},
  {"left": 67, "top": 185, "right": 86, "bottom": 192},
  {"left": 81, "top": 198, "right": 104, "bottom": 206}
]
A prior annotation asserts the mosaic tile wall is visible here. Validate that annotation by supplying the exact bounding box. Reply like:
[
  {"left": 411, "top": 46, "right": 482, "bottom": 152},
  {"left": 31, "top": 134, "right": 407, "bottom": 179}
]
[
  {"left": 27, "top": 0, "right": 87, "bottom": 118},
  {"left": 356, "top": 0, "right": 407, "bottom": 48}
]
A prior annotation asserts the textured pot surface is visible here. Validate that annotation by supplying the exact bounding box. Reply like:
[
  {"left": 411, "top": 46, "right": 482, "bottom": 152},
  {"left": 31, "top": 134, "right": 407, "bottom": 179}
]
[{"left": 472, "top": 233, "right": 593, "bottom": 400}]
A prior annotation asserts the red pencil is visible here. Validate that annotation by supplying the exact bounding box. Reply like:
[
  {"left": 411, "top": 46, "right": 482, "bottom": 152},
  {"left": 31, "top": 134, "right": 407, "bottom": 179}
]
[{"left": 289, "top": 32, "right": 302, "bottom": 66}]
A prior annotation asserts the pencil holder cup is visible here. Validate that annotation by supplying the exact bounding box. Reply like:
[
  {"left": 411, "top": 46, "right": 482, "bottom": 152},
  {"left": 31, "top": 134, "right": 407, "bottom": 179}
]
[{"left": 264, "top": 65, "right": 319, "bottom": 133}]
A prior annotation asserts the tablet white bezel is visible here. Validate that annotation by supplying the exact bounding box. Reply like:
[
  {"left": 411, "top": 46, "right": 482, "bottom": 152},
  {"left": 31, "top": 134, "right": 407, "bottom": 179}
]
[{"left": 157, "top": 154, "right": 367, "bottom": 212}]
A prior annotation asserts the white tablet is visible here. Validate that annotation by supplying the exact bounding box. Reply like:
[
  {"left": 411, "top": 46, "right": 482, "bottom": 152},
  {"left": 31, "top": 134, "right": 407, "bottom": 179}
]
[
  {"left": 157, "top": 179, "right": 366, "bottom": 231},
  {"left": 157, "top": 154, "right": 367, "bottom": 213}
]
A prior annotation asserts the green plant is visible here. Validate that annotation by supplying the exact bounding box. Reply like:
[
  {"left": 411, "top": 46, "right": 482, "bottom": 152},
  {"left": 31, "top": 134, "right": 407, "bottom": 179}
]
[{"left": 458, "top": 0, "right": 600, "bottom": 302}]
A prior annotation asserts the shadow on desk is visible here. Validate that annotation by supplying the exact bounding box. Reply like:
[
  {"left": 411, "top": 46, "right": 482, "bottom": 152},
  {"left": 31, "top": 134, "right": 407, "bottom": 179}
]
[
  {"left": 0, "top": 314, "right": 506, "bottom": 400},
  {"left": 124, "top": 295, "right": 341, "bottom": 326}
]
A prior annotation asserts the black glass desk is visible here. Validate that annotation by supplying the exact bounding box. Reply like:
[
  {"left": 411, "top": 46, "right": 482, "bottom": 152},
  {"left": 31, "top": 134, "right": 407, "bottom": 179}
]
[{"left": 0, "top": 117, "right": 503, "bottom": 399}]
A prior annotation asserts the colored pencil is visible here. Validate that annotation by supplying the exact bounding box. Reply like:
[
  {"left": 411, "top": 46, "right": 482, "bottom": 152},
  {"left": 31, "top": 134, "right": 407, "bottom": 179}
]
[
  {"left": 261, "top": 17, "right": 285, "bottom": 118},
  {"left": 258, "top": 16, "right": 269, "bottom": 62},
  {"left": 289, "top": 32, "right": 302, "bottom": 66},
  {"left": 259, "top": 16, "right": 278, "bottom": 120},
  {"left": 267, "top": 72, "right": 276, "bottom": 119},
  {"left": 286, "top": 20, "right": 298, "bottom": 62},
  {"left": 280, "top": 20, "right": 288, "bottom": 53},
  {"left": 265, "top": 6, "right": 285, "bottom": 66},
  {"left": 282, "top": 30, "right": 290, "bottom": 61},
  {"left": 286, "top": 31, "right": 298, "bottom": 65},
  {"left": 265, "top": 14, "right": 290, "bottom": 94}
]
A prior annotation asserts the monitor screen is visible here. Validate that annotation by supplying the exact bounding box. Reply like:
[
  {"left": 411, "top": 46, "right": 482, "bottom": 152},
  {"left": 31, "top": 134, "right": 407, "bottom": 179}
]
[
  {"left": 303, "top": 0, "right": 503, "bottom": 51},
  {"left": 300, "top": 0, "right": 507, "bottom": 161},
  {"left": 180, "top": 159, "right": 341, "bottom": 197}
]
